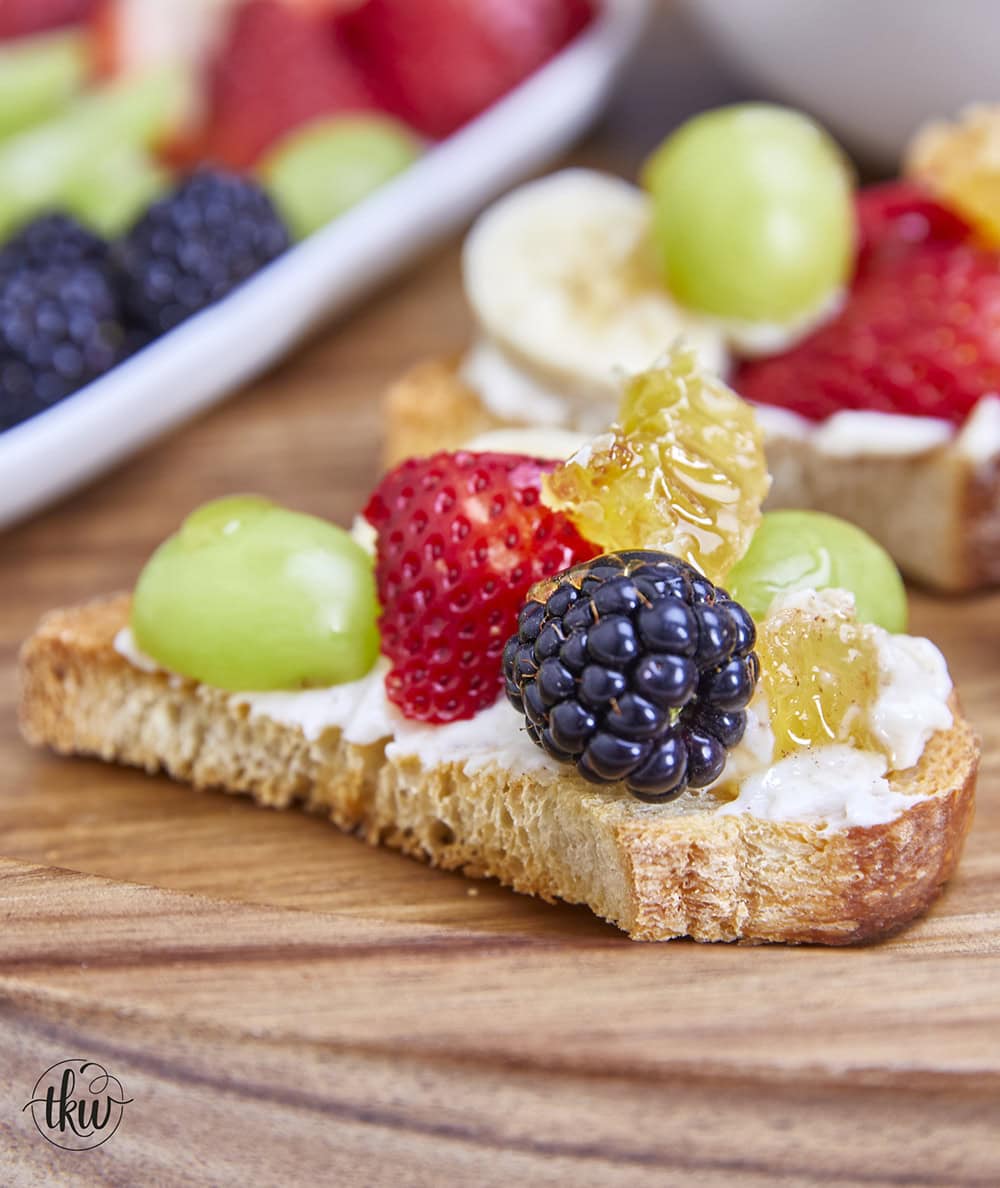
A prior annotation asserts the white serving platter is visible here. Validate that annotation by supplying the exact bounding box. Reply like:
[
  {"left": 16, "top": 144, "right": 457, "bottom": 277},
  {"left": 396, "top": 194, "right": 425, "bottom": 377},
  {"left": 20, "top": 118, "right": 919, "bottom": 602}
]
[{"left": 0, "top": 0, "right": 649, "bottom": 531}]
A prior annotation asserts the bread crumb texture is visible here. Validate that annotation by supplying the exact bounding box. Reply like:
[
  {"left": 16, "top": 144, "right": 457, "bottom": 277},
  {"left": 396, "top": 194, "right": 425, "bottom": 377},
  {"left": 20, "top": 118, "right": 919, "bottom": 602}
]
[{"left": 19, "top": 595, "right": 978, "bottom": 944}]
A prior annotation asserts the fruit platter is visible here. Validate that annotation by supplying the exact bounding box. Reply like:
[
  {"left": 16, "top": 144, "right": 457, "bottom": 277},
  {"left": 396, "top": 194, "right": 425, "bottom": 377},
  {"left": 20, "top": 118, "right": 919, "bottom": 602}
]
[{"left": 0, "top": 0, "right": 646, "bottom": 528}]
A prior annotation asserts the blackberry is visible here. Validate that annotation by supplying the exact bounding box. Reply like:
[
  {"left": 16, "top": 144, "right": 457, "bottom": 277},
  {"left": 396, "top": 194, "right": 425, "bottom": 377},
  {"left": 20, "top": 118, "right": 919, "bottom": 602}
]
[
  {"left": 0, "top": 261, "right": 125, "bottom": 431},
  {"left": 115, "top": 169, "right": 290, "bottom": 336},
  {"left": 0, "top": 214, "right": 109, "bottom": 277},
  {"left": 503, "top": 550, "right": 760, "bottom": 803}
]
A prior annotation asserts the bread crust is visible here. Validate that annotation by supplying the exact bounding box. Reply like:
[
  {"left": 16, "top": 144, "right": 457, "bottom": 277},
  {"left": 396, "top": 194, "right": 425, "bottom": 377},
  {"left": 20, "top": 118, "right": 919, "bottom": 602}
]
[
  {"left": 19, "top": 596, "right": 979, "bottom": 945},
  {"left": 383, "top": 357, "right": 1000, "bottom": 592},
  {"left": 962, "top": 452, "right": 1000, "bottom": 588},
  {"left": 384, "top": 356, "right": 501, "bottom": 467}
]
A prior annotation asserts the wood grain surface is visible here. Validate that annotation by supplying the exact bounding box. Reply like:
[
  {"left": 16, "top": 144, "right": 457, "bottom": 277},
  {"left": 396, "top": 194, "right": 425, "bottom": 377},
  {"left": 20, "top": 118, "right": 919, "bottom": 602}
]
[{"left": 2, "top": 12, "right": 1000, "bottom": 1186}]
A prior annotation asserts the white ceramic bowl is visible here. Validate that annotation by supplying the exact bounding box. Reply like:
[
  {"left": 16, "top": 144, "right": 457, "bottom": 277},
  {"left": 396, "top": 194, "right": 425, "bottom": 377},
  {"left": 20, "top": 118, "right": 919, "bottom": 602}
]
[
  {"left": 683, "top": 0, "right": 1000, "bottom": 165},
  {"left": 0, "top": 0, "right": 649, "bottom": 530}
]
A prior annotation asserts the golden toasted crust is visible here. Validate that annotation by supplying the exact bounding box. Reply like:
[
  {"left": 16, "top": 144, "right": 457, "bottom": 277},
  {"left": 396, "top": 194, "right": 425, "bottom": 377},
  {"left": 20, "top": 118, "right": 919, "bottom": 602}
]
[
  {"left": 383, "top": 357, "right": 1000, "bottom": 592},
  {"left": 19, "top": 596, "right": 979, "bottom": 944},
  {"left": 384, "top": 357, "right": 504, "bottom": 467},
  {"left": 962, "top": 453, "right": 1000, "bottom": 589}
]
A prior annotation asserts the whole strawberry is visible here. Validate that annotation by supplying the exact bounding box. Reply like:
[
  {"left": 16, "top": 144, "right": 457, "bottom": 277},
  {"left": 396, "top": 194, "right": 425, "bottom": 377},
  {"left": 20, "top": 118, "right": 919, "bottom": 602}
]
[
  {"left": 855, "top": 180, "right": 969, "bottom": 278},
  {"left": 338, "top": 0, "right": 593, "bottom": 139},
  {"left": 736, "top": 239, "right": 1000, "bottom": 425},
  {"left": 202, "top": 0, "right": 374, "bottom": 169},
  {"left": 0, "top": 0, "right": 92, "bottom": 38},
  {"left": 363, "top": 451, "right": 595, "bottom": 723}
]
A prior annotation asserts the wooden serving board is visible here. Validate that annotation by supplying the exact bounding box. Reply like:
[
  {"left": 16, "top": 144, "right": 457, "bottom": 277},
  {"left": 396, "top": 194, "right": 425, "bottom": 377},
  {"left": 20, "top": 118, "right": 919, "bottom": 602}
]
[
  {"left": 3, "top": 260, "right": 999, "bottom": 1188},
  {"left": 3, "top": 27, "right": 1000, "bottom": 1182}
]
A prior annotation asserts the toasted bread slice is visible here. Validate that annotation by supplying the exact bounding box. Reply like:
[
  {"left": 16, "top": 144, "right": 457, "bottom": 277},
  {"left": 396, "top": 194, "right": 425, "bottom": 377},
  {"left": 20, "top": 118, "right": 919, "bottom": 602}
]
[
  {"left": 19, "top": 596, "right": 978, "bottom": 944},
  {"left": 384, "top": 358, "right": 1000, "bottom": 592}
]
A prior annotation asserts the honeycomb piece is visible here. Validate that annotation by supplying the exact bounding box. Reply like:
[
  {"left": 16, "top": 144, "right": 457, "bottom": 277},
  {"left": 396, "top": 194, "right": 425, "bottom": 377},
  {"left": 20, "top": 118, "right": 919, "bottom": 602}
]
[
  {"left": 758, "top": 594, "right": 881, "bottom": 758},
  {"left": 543, "top": 347, "right": 769, "bottom": 582}
]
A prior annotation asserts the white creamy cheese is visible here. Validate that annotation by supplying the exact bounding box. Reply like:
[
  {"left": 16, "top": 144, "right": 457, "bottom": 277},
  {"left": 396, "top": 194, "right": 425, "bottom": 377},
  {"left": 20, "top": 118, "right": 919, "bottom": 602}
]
[
  {"left": 810, "top": 410, "right": 954, "bottom": 458},
  {"left": 385, "top": 697, "right": 561, "bottom": 776},
  {"left": 956, "top": 393, "right": 1000, "bottom": 463},
  {"left": 871, "top": 633, "right": 953, "bottom": 770},
  {"left": 114, "top": 627, "right": 162, "bottom": 673},
  {"left": 234, "top": 659, "right": 397, "bottom": 748},
  {"left": 464, "top": 426, "right": 590, "bottom": 461},
  {"left": 709, "top": 589, "right": 952, "bottom": 829},
  {"left": 461, "top": 340, "right": 1000, "bottom": 463},
  {"left": 115, "top": 583, "right": 953, "bottom": 832},
  {"left": 750, "top": 403, "right": 812, "bottom": 441},
  {"left": 114, "top": 627, "right": 558, "bottom": 773},
  {"left": 714, "top": 694, "right": 775, "bottom": 787},
  {"left": 350, "top": 514, "right": 378, "bottom": 556},
  {"left": 717, "top": 746, "right": 913, "bottom": 833},
  {"left": 459, "top": 338, "right": 580, "bottom": 428}
]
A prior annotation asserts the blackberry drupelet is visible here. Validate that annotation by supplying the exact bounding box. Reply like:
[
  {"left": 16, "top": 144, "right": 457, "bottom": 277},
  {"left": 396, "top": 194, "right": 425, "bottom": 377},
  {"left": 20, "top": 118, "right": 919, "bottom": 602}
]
[
  {"left": 503, "top": 550, "right": 760, "bottom": 802},
  {"left": 0, "top": 214, "right": 109, "bottom": 276},
  {"left": 0, "top": 260, "right": 125, "bottom": 430},
  {"left": 115, "top": 169, "right": 290, "bottom": 336}
]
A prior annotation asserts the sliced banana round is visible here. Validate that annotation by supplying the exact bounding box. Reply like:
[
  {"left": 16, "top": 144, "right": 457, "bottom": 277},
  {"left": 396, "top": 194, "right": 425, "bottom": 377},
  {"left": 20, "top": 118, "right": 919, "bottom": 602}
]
[{"left": 462, "top": 169, "right": 729, "bottom": 399}]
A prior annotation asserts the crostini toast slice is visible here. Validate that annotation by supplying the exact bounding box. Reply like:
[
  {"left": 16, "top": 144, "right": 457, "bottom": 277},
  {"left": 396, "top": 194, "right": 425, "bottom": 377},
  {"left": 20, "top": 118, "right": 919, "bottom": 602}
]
[{"left": 20, "top": 594, "right": 978, "bottom": 944}]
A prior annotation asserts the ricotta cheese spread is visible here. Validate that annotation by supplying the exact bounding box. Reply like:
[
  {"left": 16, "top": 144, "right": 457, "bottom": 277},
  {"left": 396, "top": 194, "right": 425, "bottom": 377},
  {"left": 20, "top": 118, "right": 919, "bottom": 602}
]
[
  {"left": 715, "top": 589, "right": 952, "bottom": 831},
  {"left": 461, "top": 338, "right": 1000, "bottom": 463},
  {"left": 956, "top": 393, "right": 1000, "bottom": 463},
  {"left": 459, "top": 338, "right": 576, "bottom": 428},
  {"left": 114, "top": 584, "right": 953, "bottom": 833},
  {"left": 717, "top": 747, "right": 911, "bottom": 833}
]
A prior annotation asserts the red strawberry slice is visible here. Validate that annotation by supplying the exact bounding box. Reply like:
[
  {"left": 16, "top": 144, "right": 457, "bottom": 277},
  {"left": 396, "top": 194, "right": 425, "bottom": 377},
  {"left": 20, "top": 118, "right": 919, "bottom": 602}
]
[
  {"left": 855, "top": 180, "right": 970, "bottom": 278},
  {"left": 201, "top": 0, "right": 375, "bottom": 170},
  {"left": 736, "top": 240, "right": 1000, "bottom": 425},
  {"left": 0, "top": 0, "right": 94, "bottom": 39},
  {"left": 364, "top": 451, "right": 595, "bottom": 724},
  {"left": 337, "top": 0, "right": 593, "bottom": 140}
]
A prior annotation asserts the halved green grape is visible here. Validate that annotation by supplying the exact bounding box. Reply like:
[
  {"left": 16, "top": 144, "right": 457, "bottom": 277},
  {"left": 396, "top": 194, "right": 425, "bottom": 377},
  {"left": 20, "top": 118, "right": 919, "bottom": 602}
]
[
  {"left": 131, "top": 496, "right": 380, "bottom": 691},
  {"left": 259, "top": 114, "right": 422, "bottom": 240},
  {"left": 0, "top": 29, "right": 89, "bottom": 140},
  {"left": 0, "top": 65, "right": 192, "bottom": 237},
  {"left": 642, "top": 103, "right": 855, "bottom": 324},
  {"left": 60, "top": 145, "right": 169, "bottom": 237},
  {"left": 727, "top": 510, "right": 907, "bottom": 632}
]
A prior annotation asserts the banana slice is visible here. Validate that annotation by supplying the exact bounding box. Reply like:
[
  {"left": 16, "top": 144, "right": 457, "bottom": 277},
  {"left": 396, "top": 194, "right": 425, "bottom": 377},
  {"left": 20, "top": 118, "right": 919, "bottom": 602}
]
[{"left": 462, "top": 169, "right": 728, "bottom": 399}]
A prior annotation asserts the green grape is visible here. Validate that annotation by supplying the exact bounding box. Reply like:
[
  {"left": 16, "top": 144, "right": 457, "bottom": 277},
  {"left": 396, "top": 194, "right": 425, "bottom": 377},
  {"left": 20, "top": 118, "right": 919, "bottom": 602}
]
[
  {"left": 259, "top": 114, "right": 422, "bottom": 240},
  {"left": 0, "top": 66, "right": 192, "bottom": 238},
  {"left": 0, "top": 29, "right": 89, "bottom": 140},
  {"left": 131, "top": 496, "right": 380, "bottom": 691},
  {"left": 60, "top": 146, "right": 169, "bottom": 237},
  {"left": 642, "top": 104, "right": 855, "bottom": 324},
  {"left": 727, "top": 510, "right": 907, "bottom": 632}
]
